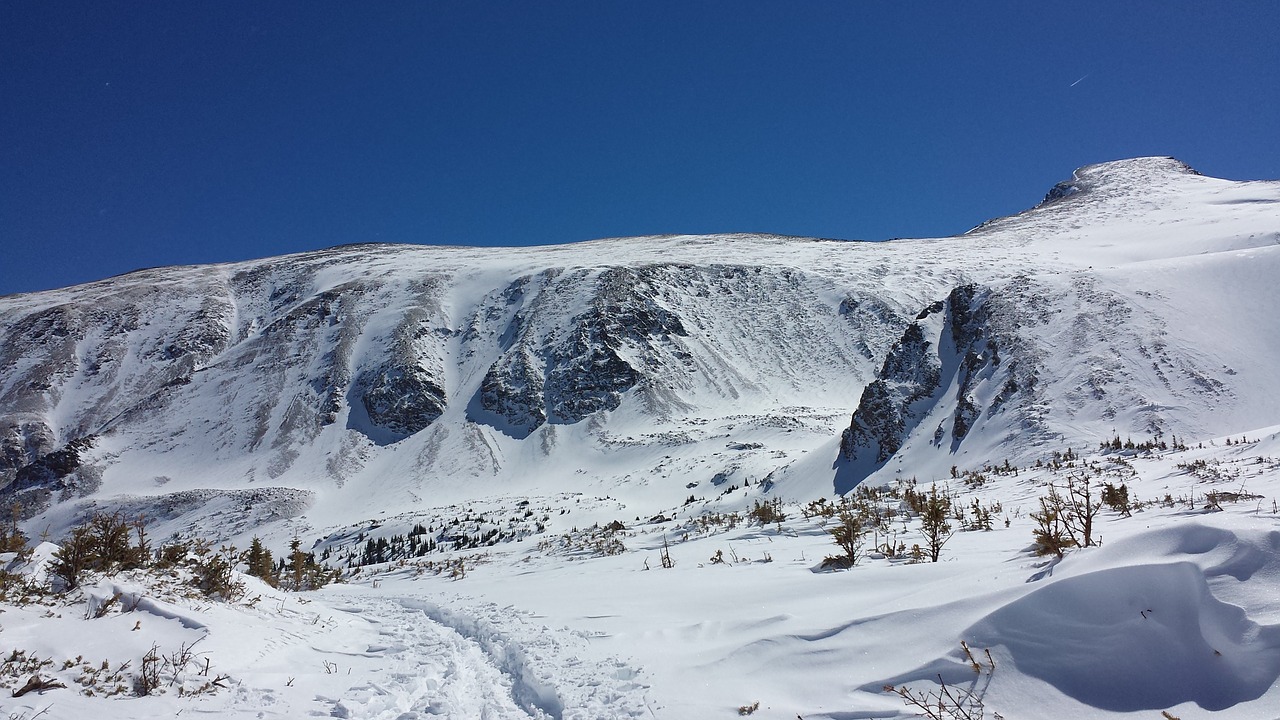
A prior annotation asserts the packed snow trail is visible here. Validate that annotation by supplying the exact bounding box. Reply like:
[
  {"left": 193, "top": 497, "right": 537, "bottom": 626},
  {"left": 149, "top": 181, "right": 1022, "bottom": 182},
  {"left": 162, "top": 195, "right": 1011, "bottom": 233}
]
[
  {"left": 322, "top": 596, "right": 537, "bottom": 719},
  {"left": 320, "top": 593, "right": 653, "bottom": 720}
]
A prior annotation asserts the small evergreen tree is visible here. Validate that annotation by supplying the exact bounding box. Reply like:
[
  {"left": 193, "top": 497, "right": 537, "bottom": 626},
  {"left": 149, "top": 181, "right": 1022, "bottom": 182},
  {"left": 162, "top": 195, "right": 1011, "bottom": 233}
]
[
  {"left": 828, "top": 500, "right": 868, "bottom": 566},
  {"left": 1101, "top": 482, "right": 1131, "bottom": 517},
  {"left": 50, "top": 512, "right": 150, "bottom": 589},
  {"left": 88, "top": 512, "right": 140, "bottom": 571},
  {"left": 919, "top": 486, "right": 954, "bottom": 563},
  {"left": 1, "top": 503, "right": 27, "bottom": 553},
  {"left": 245, "top": 537, "right": 276, "bottom": 586},
  {"left": 281, "top": 537, "right": 337, "bottom": 591},
  {"left": 190, "top": 542, "right": 245, "bottom": 600},
  {"left": 1031, "top": 490, "right": 1075, "bottom": 558},
  {"left": 286, "top": 537, "right": 307, "bottom": 591},
  {"left": 747, "top": 498, "right": 786, "bottom": 525},
  {"left": 50, "top": 525, "right": 95, "bottom": 590}
]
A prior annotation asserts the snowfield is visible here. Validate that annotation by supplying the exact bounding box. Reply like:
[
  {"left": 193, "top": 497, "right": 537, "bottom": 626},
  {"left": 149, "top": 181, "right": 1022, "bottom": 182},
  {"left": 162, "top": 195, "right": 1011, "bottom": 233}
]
[
  {"left": 3, "top": 157, "right": 1280, "bottom": 718},
  {"left": 5, "top": 432, "right": 1280, "bottom": 719}
]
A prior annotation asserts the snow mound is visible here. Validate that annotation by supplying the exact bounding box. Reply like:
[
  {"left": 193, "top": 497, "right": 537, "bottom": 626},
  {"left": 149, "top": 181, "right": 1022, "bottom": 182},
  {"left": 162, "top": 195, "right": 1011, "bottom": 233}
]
[{"left": 967, "top": 560, "right": 1280, "bottom": 711}]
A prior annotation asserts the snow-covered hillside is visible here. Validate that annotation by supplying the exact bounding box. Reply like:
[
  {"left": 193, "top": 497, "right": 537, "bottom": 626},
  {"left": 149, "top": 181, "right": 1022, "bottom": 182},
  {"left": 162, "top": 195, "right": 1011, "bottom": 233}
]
[
  {"left": 3, "top": 157, "right": 1278, "bottom": 537},
  {"left": 2, "top": 156, "right": 1280, "bottom": 719},
  {"left": 5, "top": 426, "right": 1280, "bottom": 719}
]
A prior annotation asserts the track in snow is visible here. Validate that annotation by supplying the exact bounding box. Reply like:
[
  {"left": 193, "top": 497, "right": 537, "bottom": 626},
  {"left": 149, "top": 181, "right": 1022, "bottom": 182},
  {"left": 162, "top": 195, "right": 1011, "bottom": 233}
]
[{"left": 322, "top": 594, "right": 653, "bottom": 720}]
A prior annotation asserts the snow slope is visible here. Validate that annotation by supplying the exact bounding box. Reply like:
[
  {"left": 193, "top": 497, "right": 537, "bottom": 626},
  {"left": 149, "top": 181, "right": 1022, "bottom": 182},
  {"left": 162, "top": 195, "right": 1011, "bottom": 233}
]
[
  {"left": 2, "top": 156, "right": 1280, "bottom": 719},
  {"left": 5, "top": 428, "right": 1280, "bottom": 719},
  {"left": 2, "top": 157, "right": 1278, "bottom": 539}
]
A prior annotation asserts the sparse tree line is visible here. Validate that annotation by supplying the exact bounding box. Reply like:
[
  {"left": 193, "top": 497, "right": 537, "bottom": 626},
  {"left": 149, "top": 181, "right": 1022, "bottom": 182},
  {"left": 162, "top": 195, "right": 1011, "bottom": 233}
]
[
  {"left": 807, "top": 434, "right": 1271, "bottom": 568},
  {"left": 843, "top": 436, "right": 1272, "bottom": 565},
  {"left": 5, "top": 434, "right": 1273, "bottom": 597},
  {"left": 808, "top": 480, "right": 1003, "bottom": 569},
  {"left": 0, "top": 509, "right": 339, "bottom": 600},
  {"left": 334, "top": 508, "right": 553, "bottom": 569},
  {"left": 243, "top": 535, "right": 341, "bottom": 592},
  {"left": 814, "top": 452, "right": 1134, "bottom": 566},
  {"left": 1098, "top": 433, "right": 1186, "bottom": 453}
]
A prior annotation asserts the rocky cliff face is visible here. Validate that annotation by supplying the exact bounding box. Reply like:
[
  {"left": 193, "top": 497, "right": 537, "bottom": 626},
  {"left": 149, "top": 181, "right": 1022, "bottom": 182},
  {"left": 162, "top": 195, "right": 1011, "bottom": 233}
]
[
  {"left": 837, "top": 275, "right": 1094, "bottom": 472},
  {"left": 839, "top": 286, "right": 991, "bottom": 465},
  {"left": 475, "top": 266, "right": 688, "bottom": 437},
  {"left": 353, "top": 282, "right": 451, "bottom": 440},
  {"left": 0, "top": 273, "right": 235, "bottom": 489},
  {"left": 837, "top": 255, "right": 1252, "bottom": 480}
]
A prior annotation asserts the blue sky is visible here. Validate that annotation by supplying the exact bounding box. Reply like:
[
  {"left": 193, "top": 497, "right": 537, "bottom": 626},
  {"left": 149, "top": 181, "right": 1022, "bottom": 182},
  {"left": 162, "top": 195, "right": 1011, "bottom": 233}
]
[{"left": 2, "top": 2, "right": 1278, "bottom": 294}]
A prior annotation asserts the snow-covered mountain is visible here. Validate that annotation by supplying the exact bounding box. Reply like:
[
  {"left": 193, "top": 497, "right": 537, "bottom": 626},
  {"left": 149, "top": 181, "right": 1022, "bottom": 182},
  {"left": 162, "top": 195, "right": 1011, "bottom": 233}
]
[
  {"left": 2, "top": 156, "right": 1279, "bottom": 540},
  {"left": 5, "top": 156, "right": 1280, "bottom": 720}
]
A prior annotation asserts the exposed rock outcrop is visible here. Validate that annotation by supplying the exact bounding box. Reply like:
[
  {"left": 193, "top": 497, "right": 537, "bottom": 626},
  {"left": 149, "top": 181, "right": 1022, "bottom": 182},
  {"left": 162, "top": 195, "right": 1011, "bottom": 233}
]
[
  {"left": 476, "top": 266, "right": 687, "bottom": 437},
  {"left": 839, "top": 296, "right": 949, "bottom": 463},
  {"left": 839, "top": 284, "right": 1006, "bottom": 466}
]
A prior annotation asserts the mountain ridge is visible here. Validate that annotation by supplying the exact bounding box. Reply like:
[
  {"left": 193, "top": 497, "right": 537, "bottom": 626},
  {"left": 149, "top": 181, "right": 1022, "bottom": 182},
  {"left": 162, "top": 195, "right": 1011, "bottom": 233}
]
[{"left": 2, "top": 156, "right": 1278, "bottom": 545}]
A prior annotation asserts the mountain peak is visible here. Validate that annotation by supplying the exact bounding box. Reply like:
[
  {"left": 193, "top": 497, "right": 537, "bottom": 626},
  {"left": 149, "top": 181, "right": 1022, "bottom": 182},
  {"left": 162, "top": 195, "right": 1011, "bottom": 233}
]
[{"left": 1041, "top": 156, "right": 1201, "bottom": 205}]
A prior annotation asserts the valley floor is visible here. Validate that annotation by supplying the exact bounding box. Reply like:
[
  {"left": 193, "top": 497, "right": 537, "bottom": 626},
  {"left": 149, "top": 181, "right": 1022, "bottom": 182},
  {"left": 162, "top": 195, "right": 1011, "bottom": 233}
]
[{"left": 6, "top": 426, "right": 1280, "bottom": 720}]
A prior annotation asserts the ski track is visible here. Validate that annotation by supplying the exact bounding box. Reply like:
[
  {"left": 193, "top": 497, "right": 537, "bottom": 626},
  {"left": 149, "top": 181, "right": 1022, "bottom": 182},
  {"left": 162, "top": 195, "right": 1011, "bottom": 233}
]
[{"left": 322, "top": 594, "right": 652, "bottom": 720}]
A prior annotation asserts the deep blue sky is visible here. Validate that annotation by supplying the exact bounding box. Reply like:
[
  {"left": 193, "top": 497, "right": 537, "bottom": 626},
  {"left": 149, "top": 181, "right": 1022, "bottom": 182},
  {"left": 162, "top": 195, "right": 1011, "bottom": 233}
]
[{"left": 3, "top": 2, "right": 1278, "bottom": 295}]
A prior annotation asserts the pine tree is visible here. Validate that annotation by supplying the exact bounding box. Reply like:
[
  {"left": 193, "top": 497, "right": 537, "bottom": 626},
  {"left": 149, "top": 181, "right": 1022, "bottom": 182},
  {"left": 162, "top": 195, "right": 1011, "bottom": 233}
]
[
  {"left": 88, "top": 512, "right": 138, "bottom": 571},
  {"left": 1101, "top": 483, "right": 1131, "bottom": 517},
  {"left": 286, "top": 537, "right": 307, "bottom": 591},
  {"left": 0, "top": 503, "right": 27, "bottom": 553},
  {"left": 1031, "top": 492, "right": 1075, "bottom": 558},
  {"left": 50, "top": 525, "right": 95, "bottom": 590},
  {"left": 920, "top": 486, "right": 953, "bottom": 563},
  {"left": 829, "top": 499, "right": 868, "bottom": 566},
  {"left": 245, "top": 537, "right": 276, "bottom": 585}
]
